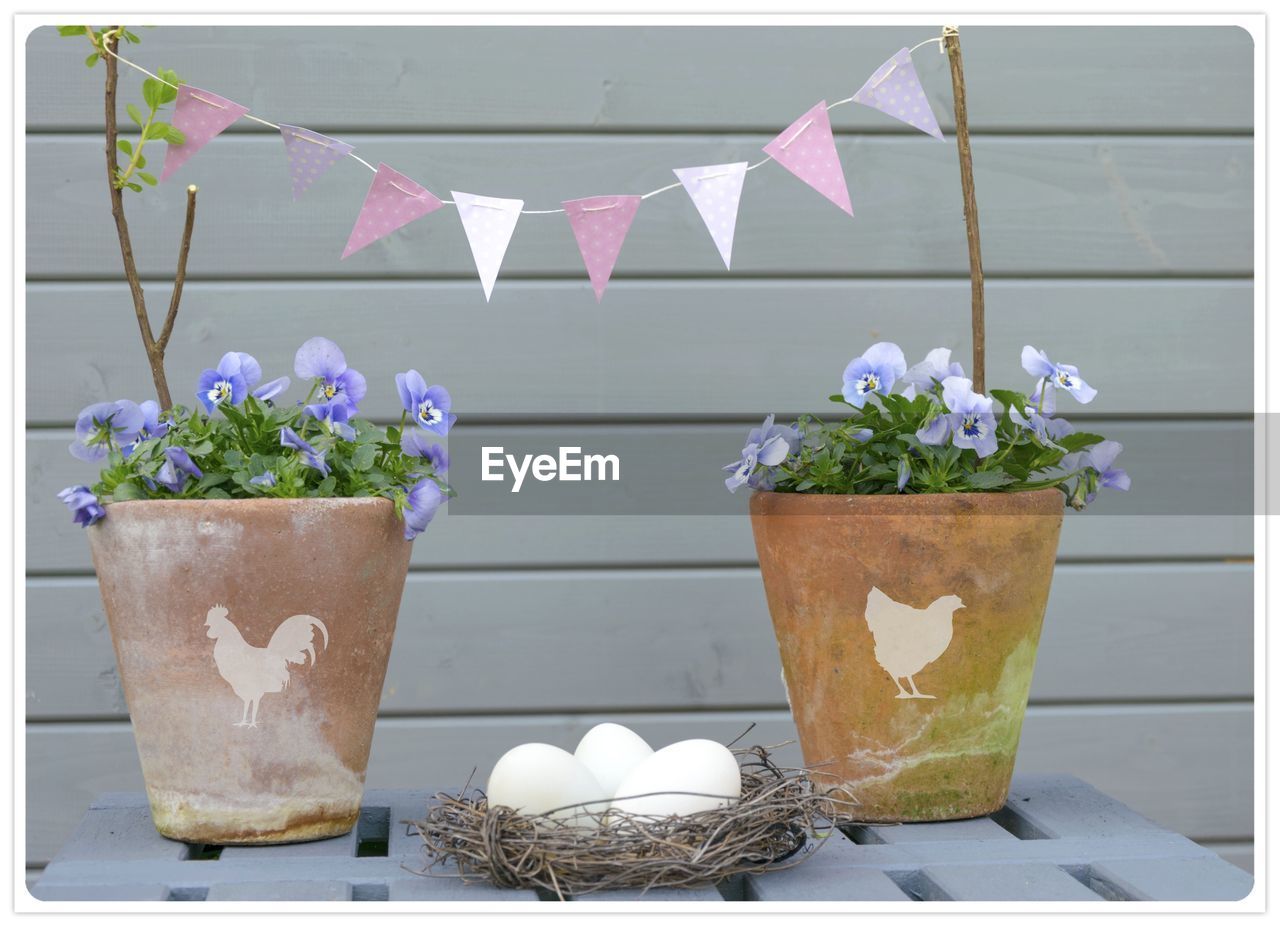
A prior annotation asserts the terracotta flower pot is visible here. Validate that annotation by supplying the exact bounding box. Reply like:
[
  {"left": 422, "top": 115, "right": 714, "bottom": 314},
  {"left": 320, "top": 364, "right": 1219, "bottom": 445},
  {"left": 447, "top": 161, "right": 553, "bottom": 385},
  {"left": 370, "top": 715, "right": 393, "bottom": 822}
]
[
  {"left": 86, "top": 497, "right": 412, "bottom": 844},
  {"left": 750, "top": 489, "right": 1064, "bottom": 822}
]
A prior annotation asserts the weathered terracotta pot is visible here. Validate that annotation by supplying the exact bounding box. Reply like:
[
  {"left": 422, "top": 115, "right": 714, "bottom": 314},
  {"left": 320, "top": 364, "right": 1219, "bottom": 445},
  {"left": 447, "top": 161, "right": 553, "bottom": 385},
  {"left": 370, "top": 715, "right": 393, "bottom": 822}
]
[
  {"left": 86, "top": 497, "right": 412, "bottom": 844},
  {"left": 750, "top": 489, "right": 1064, "bottom": 822}
]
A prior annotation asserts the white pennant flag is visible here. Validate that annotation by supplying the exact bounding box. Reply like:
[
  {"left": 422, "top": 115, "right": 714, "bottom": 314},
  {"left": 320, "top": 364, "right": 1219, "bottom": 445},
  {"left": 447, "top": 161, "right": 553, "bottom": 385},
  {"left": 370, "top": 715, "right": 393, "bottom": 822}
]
[
  {"left": 452, "top": 191, "right": 524, "bottom": 301},
  {"left": 673, "top": 161, "right": 748, "bottom": 270}
]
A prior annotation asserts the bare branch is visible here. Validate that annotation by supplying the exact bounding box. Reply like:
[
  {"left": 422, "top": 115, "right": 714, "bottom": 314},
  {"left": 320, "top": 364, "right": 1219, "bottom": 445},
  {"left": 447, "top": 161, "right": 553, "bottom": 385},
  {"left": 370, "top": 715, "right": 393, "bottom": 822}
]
[{"left": 158, "top": 185, "right": 198, "bottom": 353}]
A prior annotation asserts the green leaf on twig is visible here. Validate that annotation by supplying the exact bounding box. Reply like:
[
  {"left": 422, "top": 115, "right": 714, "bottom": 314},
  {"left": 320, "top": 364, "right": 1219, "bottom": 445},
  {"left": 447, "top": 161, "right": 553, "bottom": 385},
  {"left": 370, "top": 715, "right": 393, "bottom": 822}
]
[
  {"left": 116, "top": 139, "right": 132, "bottom": 155},
  {"left": 126, "top": 103, "right": 143, "bottom": 126},
  {"left": 137, "top": 172, "right": 157, "bottom": 186},
  {"left": 84, "top": 52, "right": 99, "bottom": 68}
]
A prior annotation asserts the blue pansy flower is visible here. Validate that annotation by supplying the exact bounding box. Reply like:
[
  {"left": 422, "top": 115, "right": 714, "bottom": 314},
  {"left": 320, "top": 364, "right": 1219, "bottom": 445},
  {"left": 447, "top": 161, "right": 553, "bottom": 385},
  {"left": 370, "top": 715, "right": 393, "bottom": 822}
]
[
  {"left": 724, "top": 414, "right": 794, "bottom": 493},
  {"left": 248, "top": 471, "right": 277, "bottom": 489},
  {"left": 1010, "top": 404, "right": 1075, "bottom": 450},
  {"left": 295, "top": 337, "right": 366, "bottom": 419},
  {"left": 917, "top": 376, "right": 998, "bottom": 458},
  {"left": 1063, "top": 440, "right": 1131, "bottom": 503},
  {"left": 402, "top": 478, "right": 445, "bottom": 540},
  {"left": 396, "top": 370, "right": 455, "bottom": 436},
  {"left": 901, "top": 348, "right": 965, "bottom": 400},
  {"left": 1021, "top": 345, "right": 1097, "bottom": 413},
  {"left": 252, "top": 376, "right": 290, "bottom": 403},
  {"left": 70, "top": 400, "right": 144, "bottom": 462},
  {"left": 123, "top": 400, "right": 170, "bottom": 458},
  {"left": 156, "top": 446, "right": 204, "bottom": 493},
  {"left": 280, "top": 426, "right": 329, "bottom": 477},
  {"left": 196, "top": 351, "right": 261, "bottom": 413},
  {"left": 842, "top": 342, "right": 907, "bottom": 408},
  {"left": 57, "top": 485, "right": 105, "bottom": 527},
  {"left": 400, "top": 429, "right": 449, "bottom": 473}
]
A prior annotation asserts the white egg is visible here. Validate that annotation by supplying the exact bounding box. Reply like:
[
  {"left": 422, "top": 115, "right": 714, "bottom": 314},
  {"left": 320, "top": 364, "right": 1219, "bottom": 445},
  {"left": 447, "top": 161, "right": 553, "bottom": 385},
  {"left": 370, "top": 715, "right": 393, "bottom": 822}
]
[
  {"left": 610, "top": 739, "right": 742, "bottom": 819},
  {"left": 486, "top": 743, "right": 609, "bottom": 826},
  {"left": 573, "top": 723, "right": 654, "bottom": 796}
]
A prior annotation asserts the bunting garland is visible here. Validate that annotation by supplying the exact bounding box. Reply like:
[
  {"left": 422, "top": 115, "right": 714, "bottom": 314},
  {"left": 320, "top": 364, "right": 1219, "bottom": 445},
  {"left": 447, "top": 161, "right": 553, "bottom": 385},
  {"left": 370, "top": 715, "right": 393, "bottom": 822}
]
[{"left": 120, "top": 33, "right": 949, "bottom": 300}]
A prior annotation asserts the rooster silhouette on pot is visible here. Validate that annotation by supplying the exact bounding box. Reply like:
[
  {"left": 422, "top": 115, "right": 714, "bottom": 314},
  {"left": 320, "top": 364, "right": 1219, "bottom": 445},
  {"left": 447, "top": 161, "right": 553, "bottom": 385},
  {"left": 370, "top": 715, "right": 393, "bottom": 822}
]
[
  {"left": 863, "top": 587, "right": 965, "bottom": 699},
  {"left": 204, "top": 604, "right": 329, "bottom": 727}
]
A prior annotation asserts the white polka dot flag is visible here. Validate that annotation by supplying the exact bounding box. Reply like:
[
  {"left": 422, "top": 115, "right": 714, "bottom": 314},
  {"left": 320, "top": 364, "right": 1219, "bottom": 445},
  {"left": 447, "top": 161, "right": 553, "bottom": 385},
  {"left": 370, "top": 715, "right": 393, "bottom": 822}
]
[
  {"left": 342, "top": 163, "right": 444, "bottom": 259},
  {"left": 562, "top": 195, "right": 643, "bottom": 303},
  {"left": 673, "top": 162, "right": 748, "bottom": 270},
  {"left": 762, "top": 101, "right": 853, "bottom": 217},
  {"left": 852, "top": 48, "right": 945, "bottom": 140},
  {"left": 453, "top": 191, "right": 525, "bottom": 302},
  {"left": 279, "top": 125, "right": 355, "bottom": 200},
  {"left": 160, "top": 85, "right": 249, "bottom": 182}
]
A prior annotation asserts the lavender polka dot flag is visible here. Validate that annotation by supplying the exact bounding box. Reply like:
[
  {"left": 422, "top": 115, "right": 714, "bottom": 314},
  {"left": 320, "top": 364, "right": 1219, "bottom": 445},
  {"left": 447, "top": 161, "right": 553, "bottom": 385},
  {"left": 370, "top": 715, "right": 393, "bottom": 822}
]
[
  {"left": 342, "top": 163, "right": 444, "bottom": 259},
  {"left": 673, "top": 162, "right": 748, "bottom": 270},
  {"left": 453, "top": 191, "right": 525, "bottom": 302},
  {"left": 279, "top": 125, "right": 355, "bottom": 200},
  {"left": 852, "top": 47, "right": 946, "bottom": 141},
  {"left": 563, "top": 195, "right": 643, "bottom": 303},
  {"left": 762, "top": 101, "right": 852, "bottom": 217},
  {"left": 161, "top": 85, "right": 249, "bottom": 182}
]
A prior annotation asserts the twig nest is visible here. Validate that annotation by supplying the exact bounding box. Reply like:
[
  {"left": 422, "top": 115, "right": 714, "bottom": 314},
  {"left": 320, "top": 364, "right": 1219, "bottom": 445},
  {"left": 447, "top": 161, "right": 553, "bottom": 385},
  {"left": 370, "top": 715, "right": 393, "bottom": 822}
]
[
  {"left": 412, "top": 744, "right": 856, "bottom": 899},
  {"left": 609, "top": 739, "right": 741, "bottom": 819}
]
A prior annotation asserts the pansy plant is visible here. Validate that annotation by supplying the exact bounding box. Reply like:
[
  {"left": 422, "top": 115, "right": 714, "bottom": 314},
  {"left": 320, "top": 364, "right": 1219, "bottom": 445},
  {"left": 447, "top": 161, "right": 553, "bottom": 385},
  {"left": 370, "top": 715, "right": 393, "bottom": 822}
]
[
  {"left": 724, "top": 343, "right": 1129, "bottom": 509},
  {"left": 58, "top": 337, "right": 454, "bottom": 540}
]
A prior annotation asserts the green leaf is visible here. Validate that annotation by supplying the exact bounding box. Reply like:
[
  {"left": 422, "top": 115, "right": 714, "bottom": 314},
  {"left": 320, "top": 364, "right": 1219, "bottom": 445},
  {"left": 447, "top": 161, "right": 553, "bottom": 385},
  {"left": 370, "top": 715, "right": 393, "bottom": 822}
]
[
  {"left": 205, "top": 487, "right": 232, "bottom": 500},
  {"left": 141, "top": 78, "right": 163, "bottom": 110},
  {"left": 116, "top": 139, "right": 132, "bottom": 155},
  {"left": 990, "top": 389, "right": 1029, "bottom": 413},
  {"left": 967, "top": 469, "right": 1016, "bottom": 489},
  {"left": 137, "top": 171, "right": 157, "bottom": 186},
  {"left": 126, "top": 103, "right": 143, "bottom": 126},
  {"left": 1057, "top": 432, "right": 1106, "bottom": 453},
  {"left": 111, "top": 480, "right": 147, "bottom": 501},
  {"left": 144, "top": 121, "right": 171, "bottom": 140},
  {"left": 135, "top": 153, "right": 146, "bottom": 169},
  {"left": 196, "top": 473, "right": 230, "bottom": 491},
  {"left": 352, "top": 444, "right": 377, "bottom": 472},
  {"left": 123, "top": 30, "right": 141, "bottom": 44},
  {"left": 58, "top": 25, "right": 89, "bottom": 36},
  {"left": 165, "top": 126, "right": 185, "bottom": 145},
  {"left": 125, "top": 182, "right": 143, "bottom": 193},
  {"left": 85, "top": 52, "right": 100, "bottom": 68}
]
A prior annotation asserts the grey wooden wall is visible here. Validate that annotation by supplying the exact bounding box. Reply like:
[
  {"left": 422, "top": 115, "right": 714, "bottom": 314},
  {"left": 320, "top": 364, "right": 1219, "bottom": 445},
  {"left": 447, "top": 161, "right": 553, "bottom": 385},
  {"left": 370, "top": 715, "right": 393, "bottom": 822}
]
[{"left": 24, "top": 24, "right": 1254, "bottom": 876}]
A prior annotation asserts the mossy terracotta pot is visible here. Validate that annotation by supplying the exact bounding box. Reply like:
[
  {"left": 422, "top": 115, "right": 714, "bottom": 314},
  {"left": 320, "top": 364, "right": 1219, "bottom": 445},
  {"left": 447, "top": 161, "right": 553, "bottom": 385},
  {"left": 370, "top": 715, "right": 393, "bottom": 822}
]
[
  {"left": 86, "top": 497, "right": 412, "bottom": 844},
  {"left": 750, "top": 489, "right": 1064, "bottom": 822}
]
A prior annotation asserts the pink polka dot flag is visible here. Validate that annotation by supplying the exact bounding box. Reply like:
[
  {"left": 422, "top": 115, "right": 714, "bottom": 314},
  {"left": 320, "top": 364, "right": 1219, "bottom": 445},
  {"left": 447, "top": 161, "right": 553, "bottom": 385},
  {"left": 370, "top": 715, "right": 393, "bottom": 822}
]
[
  {"left": 673, "top": 161, "right": 748, "bottom": 270},
  {"left": 161, "top": 85, "right": 250, "bottom": 182},
  {"left": 452, "top": 191, "right": 525, "bottom": 302},
  {"left": 852, "top": 48, "right": 945, "bottom": 141},
  {"left": 279, "top": 125, "right": 355, "bottom": 200},
  {"left": 563, "top": 195, "right": 642, "bottom": 302},
  {"left": 763, "top": 101, "right": 852, "bottom": 217},
  {"left": 342, "top": 163, "right": 444, "bottom": 259}
]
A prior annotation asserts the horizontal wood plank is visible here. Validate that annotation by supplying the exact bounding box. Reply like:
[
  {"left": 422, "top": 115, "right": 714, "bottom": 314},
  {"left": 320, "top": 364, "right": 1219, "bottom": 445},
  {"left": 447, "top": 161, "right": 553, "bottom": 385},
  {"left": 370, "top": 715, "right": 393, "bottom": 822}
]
[
  {"left": 26, "top": 416, "right": 1255, "bottom": 572},
  {"left": 24, "top": 702, "right": 1254, "bottom": 865},
  {"left": 24, "top": 136, "right": 1252, "bottom": 279},
  {"left": 24, "top": 26, "right": 1254, "bottom": 133},
  {"left": 25, "top": 562, "right": 1253, "bottom": 720},
  {"left": 24, "top": 280, "right": 1254, "bottom": 422}
]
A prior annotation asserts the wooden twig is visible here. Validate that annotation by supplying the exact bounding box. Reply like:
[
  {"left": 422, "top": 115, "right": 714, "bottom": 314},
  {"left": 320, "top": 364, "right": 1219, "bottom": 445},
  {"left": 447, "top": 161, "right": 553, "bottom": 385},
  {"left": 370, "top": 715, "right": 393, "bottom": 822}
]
[
  {"left": 943, "top": 24, "right": 986, "bottom": 395},
  {"left": 99, "top": 24, "right": 194, "bottom": 411}
]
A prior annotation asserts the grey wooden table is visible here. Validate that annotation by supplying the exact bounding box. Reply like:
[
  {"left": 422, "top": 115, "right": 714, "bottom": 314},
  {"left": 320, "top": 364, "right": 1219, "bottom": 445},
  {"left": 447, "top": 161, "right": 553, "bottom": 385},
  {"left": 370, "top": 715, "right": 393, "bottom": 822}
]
[{"left": 31, "top": 775, "right": 1252, "bottom": 903}]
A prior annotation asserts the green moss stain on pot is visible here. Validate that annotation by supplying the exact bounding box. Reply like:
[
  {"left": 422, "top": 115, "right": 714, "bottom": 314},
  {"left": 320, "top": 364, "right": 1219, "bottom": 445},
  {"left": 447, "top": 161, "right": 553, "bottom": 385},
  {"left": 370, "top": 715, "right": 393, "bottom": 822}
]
[{"left": 751, "top": 489, "right": 1063, "bottom": 822}]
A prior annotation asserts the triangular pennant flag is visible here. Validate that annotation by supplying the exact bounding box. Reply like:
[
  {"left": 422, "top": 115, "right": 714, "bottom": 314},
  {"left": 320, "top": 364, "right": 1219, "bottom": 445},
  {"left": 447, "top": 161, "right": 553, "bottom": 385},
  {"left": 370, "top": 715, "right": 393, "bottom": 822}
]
[
  {"left": 673, "top": 162, "right": 748, "bottom": 270},
  {"left": 853, "top": 48, "right": 945, "bottom": 140},
  {"left": 453, "top": 191, "right": 524, "bottom": 301},
  {"left": 562, "top": 196, "right": 642, "bottom": 302},
  {"left": 762, "top": 101, "right": 853, "bottom": 216},
  {"left": 160, "top": 85, "right": 250, "bottom": 181},
  {"left": 342, "top": 163, "right": 444, "bottom": 259},
  {"left": 279, "top": 125, "right": 355, "bottom": 200}
]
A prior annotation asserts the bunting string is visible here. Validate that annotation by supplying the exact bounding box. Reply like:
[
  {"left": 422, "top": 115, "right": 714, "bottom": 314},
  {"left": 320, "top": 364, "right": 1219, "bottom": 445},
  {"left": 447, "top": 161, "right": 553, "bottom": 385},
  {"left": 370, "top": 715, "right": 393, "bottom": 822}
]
[{"left": 101, "top": 33, "right": 951, "bottom": 299}]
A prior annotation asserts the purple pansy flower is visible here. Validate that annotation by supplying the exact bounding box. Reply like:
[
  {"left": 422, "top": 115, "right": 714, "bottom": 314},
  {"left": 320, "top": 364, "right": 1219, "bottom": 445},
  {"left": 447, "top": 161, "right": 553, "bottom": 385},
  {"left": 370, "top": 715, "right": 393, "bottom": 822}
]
[
  {"left": 295, "top": 337, "right": 366, "bottom": 419},
  {"left": 400, "top": 429, "right": 449, "bottom": 472},
  {"left": 1063, "top": 440, "right": 1131, "bottom": 503},
  {"left": 395, "top": 370, "right": 455, "bottom": 436},
  {"left": 156, "top": 446, "right": 204, "bottom": 493},
  {"left": 1010, "top": 404, "right": 1075, "bottom": 449},
  {"left": 123, "top": 400, "right": 170, "bottom": 458},
  {"left": 57, "top": 485, "right": 106, "bottom": 527},
  {"left": 196, "top": 351, "right": 261, "bottom": 413},
  {"left": 842, "top": 342, "right": 908, "bottom": 408},
  {"left": 70, "top": 400, "right": 144, "bottom": 462},
  {"left": 896, "top": 456, "right": 912, "bottom": 493},
  {"left": 402, "top": 477, "right": 445, "bottom": 540},
  {"left": 917, "top": 376, "right": 999, "bottom": 458},
  {"left": 280, "top": 426, "right": 329, "bottom": 477},
  {"left": 248, "top": 471, "right": 277, "bottom": 489},
  {"left": 724, "top": 414, "right": 794, "bottom": 493},
  {"left": 1021, "top": 345, "right": 1097, "bottom": 411},
  {"left": 309, "top": 402, "right": 357, "bottom": 441},
  {"left": 252, "top": 376, "right": 290, "bottom": 403},
  {"left": 901, "top": 348, "right": 965, "bottom": 399}
]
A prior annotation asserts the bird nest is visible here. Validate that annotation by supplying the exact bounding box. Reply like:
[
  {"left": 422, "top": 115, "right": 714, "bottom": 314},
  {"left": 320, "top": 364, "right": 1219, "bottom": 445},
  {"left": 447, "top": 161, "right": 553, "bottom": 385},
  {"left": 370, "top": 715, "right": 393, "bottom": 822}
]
[{"left": 406, "top": 742, "right": 856, "bottom": 899}]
